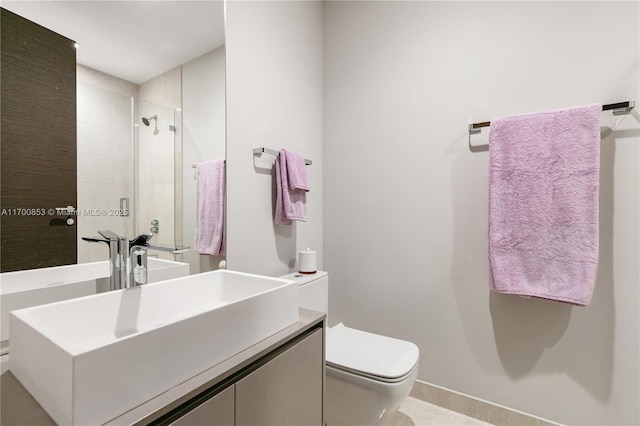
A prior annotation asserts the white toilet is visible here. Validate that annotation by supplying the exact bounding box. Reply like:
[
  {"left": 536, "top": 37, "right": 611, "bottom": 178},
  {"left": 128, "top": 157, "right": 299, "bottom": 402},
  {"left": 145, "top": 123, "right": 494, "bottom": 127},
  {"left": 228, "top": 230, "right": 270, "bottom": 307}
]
[{"left": 280, "top": 271, "right": 419, "bottom": 426}]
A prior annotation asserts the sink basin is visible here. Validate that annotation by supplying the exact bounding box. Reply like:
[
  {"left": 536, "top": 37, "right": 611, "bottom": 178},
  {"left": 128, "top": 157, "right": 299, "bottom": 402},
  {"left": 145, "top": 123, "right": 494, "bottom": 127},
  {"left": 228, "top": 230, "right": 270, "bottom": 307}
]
[
  {"left": 1, "top": 258, "right": 189, "bottom": 343},
  {"left": 9, "top": 270, "right": 298, "bottom": 425}
]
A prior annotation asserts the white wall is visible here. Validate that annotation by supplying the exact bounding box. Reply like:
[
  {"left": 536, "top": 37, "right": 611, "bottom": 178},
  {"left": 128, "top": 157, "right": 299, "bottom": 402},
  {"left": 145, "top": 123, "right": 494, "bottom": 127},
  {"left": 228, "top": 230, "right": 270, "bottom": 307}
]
[
  {"left": 226, "top": 1, "right": 324, "bottom": 276},
  {"left": 181, "top": 46, "right": 226, "bottom": 274},
  {"left": 324, "top": 2, "right": 639, "bottom": 425}
]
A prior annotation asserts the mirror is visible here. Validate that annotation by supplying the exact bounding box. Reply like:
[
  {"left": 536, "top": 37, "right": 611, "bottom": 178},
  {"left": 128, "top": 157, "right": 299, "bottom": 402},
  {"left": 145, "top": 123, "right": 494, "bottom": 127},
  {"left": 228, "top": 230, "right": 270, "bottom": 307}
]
[
  {"left": 0, "top": 1, "right": 226, "bottom": 346},
  {"left": 1, "top": 0, "right": 225, "bottom": 273}
]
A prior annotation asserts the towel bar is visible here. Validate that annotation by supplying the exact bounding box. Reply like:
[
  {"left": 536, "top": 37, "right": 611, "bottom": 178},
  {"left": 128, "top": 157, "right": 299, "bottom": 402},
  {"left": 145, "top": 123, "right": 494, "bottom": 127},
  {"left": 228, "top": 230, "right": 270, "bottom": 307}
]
[
  {"left": 469, "top": 100, "right": 636, "bottom": 134},
  {"left": 253, "top": 147, "right": 312, "bottom": 165},
  {"left": 192, "top": 160, "right": 226, "bottom": 169}
]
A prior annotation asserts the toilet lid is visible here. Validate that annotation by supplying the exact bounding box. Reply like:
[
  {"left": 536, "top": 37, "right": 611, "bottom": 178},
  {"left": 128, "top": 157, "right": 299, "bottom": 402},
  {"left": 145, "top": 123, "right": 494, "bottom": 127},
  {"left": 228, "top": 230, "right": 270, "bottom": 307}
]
[{"left": 326, "top": 323, "right": 419, "bottom": 380}]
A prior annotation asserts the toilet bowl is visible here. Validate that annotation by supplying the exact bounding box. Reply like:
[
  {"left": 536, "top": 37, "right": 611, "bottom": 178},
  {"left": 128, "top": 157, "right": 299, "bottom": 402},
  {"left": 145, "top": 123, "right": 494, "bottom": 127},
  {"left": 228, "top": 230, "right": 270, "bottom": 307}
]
[{"left": 279, "top": 271, "right": 419, "bottom": 426}]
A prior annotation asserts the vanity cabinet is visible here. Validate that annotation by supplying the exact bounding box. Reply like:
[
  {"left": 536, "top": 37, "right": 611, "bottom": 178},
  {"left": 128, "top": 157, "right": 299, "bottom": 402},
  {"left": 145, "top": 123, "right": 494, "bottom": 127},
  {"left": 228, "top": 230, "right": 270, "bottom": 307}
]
[
  {"left": 156, "top": 321, "right": 324, "bottom": 426},
  {"left": 236, "top": 327, "right": 323, "bottom": 425},
  {"left": 1, "top": 310, "right": 325, "bottom": 426},
  {"left": 169, "top": 386, "right": 234, "bottom": 426}
]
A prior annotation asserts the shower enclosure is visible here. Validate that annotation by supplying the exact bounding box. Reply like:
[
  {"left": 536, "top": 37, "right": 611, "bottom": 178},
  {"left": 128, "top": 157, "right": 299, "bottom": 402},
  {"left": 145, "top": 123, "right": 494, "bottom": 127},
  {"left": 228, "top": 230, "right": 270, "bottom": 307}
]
[
  {"left": 76, "top": 66, "right": 183, "bottom": 264},
  {"left": 136, "top": 99, "right": 183, "bottom": 260}
]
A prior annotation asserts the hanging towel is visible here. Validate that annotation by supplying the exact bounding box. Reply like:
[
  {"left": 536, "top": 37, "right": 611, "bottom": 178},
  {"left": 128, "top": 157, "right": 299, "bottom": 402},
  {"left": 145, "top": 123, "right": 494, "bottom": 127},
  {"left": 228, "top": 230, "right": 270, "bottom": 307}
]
[
  {"left": 195, "top": 160, "right": 225, "bottom": 256},
  {"left": 275, "top": 149, "right": 309, "bottom": 225},
  {"left": 488, "top": 104, "right": 601, "bottom": 306},
  {"left": 282, "top": 149, "right": 310, "bottom": 191}
]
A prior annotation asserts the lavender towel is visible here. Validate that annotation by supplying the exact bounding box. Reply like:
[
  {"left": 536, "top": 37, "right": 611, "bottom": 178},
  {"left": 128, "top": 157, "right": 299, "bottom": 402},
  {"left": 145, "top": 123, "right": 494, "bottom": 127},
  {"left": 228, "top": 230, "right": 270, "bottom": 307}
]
[
  {"left": 282, "top": 149, "right": 310, "bottom": 191},
  {"left": 195, "top": 160, "right": 225, "bottom": 256},
  {"left": 488, "top": 104, "right": 601, "bottom": 306},
  {"left": 275, "top": 149, "right": 309, "bottom": 225}
]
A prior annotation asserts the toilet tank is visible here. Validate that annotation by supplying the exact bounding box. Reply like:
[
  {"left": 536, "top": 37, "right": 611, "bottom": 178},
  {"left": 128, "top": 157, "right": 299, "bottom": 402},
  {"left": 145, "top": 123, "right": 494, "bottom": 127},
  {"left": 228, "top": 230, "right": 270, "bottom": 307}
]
[{"left": 279, "top": 271, "right": 328, "bottom": 314}]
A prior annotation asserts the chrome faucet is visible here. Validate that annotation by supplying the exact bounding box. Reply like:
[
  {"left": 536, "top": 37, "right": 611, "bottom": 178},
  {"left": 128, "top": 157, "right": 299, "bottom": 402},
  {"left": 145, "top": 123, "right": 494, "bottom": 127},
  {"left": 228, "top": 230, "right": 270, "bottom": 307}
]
[
  {"left": 83, "top": 231, "right": 189, "bottom": 290},
  {"left": 82, "top": 230, "right": 128, "bottom": 290},
  {"left": 127, "top": 233, "right": 190, "bottom": 286},
  {"left": 129, "top": 233, "right": 190, "bottom": 254}
]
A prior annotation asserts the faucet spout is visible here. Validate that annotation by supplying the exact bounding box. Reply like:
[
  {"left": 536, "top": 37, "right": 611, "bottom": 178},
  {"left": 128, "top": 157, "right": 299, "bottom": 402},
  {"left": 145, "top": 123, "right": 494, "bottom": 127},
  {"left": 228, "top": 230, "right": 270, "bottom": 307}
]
[{"left": 129, "top": 233, "right": 190, "bottom": 255}]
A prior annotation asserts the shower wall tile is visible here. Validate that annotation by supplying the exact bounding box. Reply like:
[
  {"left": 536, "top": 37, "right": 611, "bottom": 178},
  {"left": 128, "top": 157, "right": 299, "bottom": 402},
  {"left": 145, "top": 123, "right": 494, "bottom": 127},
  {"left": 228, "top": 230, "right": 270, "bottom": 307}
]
[
  {"left": 77, "top": 65, "right": 137, "bottom": 99},
  {"left": 138, "top": 66, "right": 181, "bottom": 109},
  {"left": 77, "top": 182, "right": 133, "bottom": 263},
  {"left": 78, "top": 151, "right": 131, "bottom": 184},
  {"left": 76, "top": 65, "right": 136, "bottom": 263}
]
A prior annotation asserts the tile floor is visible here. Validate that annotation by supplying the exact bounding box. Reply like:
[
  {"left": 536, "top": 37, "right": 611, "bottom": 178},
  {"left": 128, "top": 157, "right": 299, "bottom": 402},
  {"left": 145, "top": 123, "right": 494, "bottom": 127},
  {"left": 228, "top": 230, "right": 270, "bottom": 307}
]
[{"left": 391, "top": 396, "right": 494, "bottom": 426}]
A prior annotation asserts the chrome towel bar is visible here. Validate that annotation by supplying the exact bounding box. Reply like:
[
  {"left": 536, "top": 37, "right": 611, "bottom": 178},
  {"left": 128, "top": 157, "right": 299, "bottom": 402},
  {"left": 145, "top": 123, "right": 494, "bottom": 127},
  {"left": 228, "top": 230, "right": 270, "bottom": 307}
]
[
  {"left": 469, "top": 100, "right": 635, "bottom": 134},
  {"left": 253, "top": 147, "right": 312, "bottom": 165}
]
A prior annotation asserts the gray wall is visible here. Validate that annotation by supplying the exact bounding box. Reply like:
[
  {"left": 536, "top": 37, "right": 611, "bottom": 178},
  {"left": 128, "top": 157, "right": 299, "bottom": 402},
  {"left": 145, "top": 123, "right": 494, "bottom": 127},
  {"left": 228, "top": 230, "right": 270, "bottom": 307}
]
[
  {"left": 181, "top": 46, "right": 226, "bottom": 273},
  {"left": 226, "top": 1, "right": 324, "bottom": 276},
  {"left": 323, "top": 2, "right": 639, "bottom": 425}
]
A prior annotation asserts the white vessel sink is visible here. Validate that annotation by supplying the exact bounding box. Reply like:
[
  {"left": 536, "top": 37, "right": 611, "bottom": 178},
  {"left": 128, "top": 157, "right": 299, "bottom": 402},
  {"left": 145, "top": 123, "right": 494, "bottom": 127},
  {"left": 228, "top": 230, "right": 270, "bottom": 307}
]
[
  {"left": 9, "top": 270, "right": 298, "bottom": 425},
  {"left": 0, "top": 258, "right": 189, "bottom": 342}
]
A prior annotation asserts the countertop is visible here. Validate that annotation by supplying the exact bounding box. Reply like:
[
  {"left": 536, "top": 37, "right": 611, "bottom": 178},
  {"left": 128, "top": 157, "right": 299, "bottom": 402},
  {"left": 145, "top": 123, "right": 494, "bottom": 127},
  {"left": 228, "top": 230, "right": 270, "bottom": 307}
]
[{"left": 0, "top": 308, "right": 325, "bottom": 426}]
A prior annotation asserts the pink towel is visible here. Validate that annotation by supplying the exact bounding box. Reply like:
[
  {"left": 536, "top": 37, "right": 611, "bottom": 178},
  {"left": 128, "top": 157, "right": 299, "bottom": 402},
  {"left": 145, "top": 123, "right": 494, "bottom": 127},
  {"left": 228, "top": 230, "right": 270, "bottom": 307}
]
[
  {"left": 488, "top": 104, "right": 601, "bottom": 306},
  {"left": 282, "top": 149, "right": 310, "bottom": 191},
  {"left": 275, "top": 150, "right": 309, "bottom": 225},
  {"left": 195, "top": 160, "right": 225, "bottom": 256}
]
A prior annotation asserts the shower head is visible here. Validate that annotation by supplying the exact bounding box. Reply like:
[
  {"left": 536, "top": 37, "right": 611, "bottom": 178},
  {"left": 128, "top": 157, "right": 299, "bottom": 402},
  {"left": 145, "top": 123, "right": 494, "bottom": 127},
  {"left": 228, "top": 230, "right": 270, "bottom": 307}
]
[{"left": 141, "top": 115, "right": 158, "bottom": 126}]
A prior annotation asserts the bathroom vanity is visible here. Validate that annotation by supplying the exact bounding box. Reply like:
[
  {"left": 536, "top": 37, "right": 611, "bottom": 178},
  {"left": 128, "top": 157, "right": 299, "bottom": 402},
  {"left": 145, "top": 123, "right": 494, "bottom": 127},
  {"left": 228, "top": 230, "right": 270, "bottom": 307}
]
[{"left": 0, "top": 308, "right": 325, "bottom": 425}]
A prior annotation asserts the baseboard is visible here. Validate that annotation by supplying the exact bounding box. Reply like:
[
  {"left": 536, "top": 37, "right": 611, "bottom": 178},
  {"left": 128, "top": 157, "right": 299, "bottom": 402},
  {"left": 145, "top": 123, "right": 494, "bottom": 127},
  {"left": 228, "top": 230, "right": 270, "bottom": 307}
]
[{"left": 410, "top": 380, "right": 563, "bottom": 426}]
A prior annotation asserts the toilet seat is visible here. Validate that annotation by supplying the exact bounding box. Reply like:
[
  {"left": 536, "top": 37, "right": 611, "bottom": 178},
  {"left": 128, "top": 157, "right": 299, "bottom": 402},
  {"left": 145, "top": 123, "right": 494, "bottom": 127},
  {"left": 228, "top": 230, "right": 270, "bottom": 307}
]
[{"left": 326, "top": 323, "right": 419, "bottom": 383}]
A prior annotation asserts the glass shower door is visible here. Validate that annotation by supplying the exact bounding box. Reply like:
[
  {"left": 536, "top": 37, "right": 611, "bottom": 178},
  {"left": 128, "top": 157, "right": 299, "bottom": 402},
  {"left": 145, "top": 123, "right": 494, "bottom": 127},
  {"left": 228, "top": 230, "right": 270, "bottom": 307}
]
[{"left": 136, "top": 99, "right": 180, "bottom": 259}]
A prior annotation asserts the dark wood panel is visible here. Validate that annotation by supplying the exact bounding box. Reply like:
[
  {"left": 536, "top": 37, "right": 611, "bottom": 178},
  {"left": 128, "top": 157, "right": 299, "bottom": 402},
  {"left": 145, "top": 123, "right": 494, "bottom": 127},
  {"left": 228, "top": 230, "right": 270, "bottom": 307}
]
[{"left": 1, "top": 8, "right": 77, "bottom": 272}]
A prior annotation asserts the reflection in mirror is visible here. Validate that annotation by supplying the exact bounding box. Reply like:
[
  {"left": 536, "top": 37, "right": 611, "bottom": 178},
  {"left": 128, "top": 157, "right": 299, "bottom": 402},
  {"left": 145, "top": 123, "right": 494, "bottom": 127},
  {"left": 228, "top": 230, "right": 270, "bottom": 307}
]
[
  {"left": 180, "top": 47, "right": 227, "bottom": 273},
  {"left": 2, "top": 0, "right": 225, "bottom": 267},
  {"left": 77, "top": 65, "right": 136, "bottom": 264},
  {"left": 137, "top": 96, "right": 180, "bottom": 261},
  {"left": 0, "top": 2, "right": 225, "bottom": 351}
]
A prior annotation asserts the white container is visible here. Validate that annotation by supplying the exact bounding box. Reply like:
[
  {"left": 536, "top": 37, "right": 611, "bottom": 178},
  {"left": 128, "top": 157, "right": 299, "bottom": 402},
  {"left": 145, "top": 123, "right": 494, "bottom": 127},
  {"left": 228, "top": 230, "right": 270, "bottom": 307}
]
[{"left": 298, "top": 248, "right": 317, "bottom": 274}]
